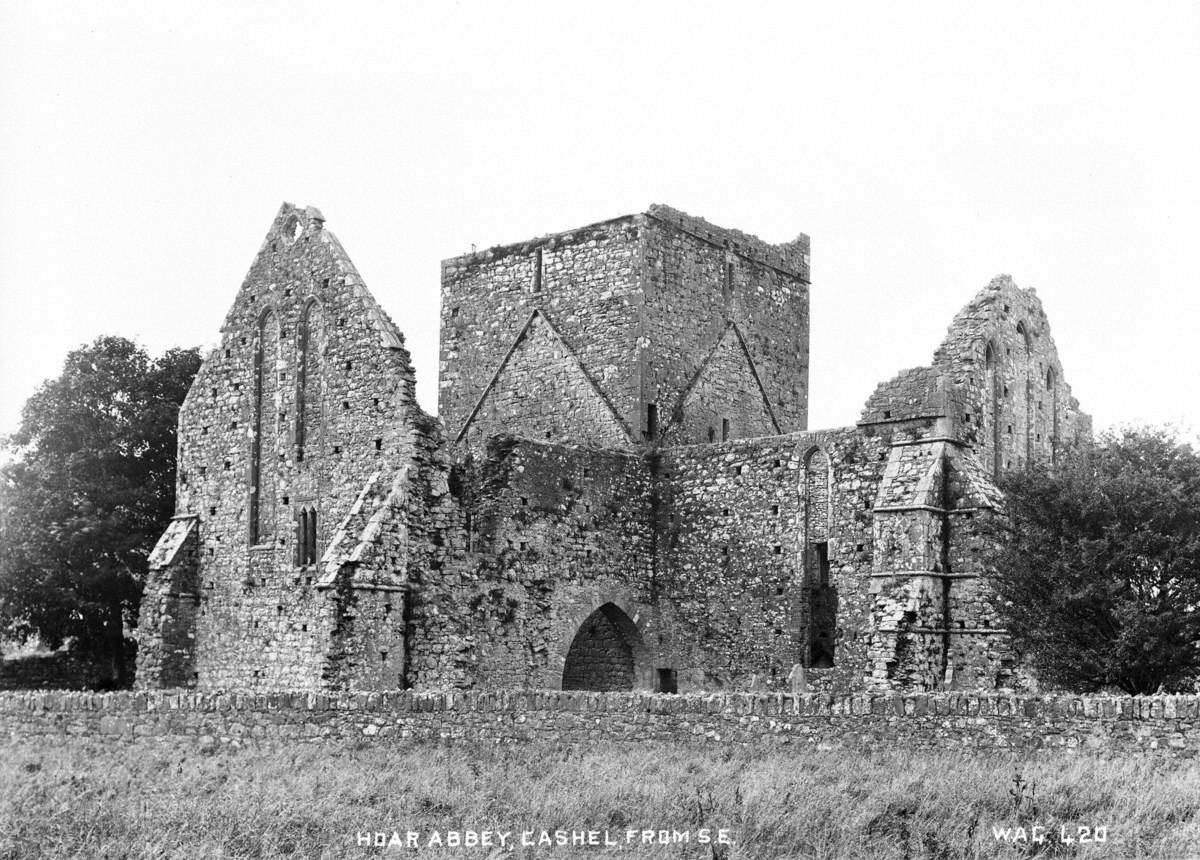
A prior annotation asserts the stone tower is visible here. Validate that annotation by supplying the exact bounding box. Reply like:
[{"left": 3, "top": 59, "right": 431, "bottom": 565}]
[{"left": 438, "top": 205, "right": 811, "bottom": 449}]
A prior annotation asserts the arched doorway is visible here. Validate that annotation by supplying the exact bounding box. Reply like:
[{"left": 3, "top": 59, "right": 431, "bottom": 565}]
[{"left": 561, "top": 603, "right": 647, "bottom": 691}]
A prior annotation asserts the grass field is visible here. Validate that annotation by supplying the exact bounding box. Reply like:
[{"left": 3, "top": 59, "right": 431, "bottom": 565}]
[{"left": 2, "top": 736, "right": 1198, "bottom": 859}]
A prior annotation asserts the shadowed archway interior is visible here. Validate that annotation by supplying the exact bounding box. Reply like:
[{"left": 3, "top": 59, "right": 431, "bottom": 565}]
[{"left": 561, "top": 603, "right": 646, "bottom": 692}]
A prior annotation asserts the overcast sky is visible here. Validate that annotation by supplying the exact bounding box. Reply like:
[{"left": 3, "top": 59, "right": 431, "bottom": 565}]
[{"left": 1, "top": 1, "right": 1197, "bottom": 441}]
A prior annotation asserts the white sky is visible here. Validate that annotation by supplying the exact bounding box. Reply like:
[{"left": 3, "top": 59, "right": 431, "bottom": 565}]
[{"left": 1, "top": 1, "right": 1197, "bottom": 439}]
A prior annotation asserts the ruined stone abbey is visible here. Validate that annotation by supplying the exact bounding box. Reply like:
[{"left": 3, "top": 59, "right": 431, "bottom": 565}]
[{"left": 135, "top": 203, "right": 1090, "bottom": 695}]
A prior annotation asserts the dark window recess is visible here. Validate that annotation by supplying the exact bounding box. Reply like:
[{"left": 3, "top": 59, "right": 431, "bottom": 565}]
[
  {"left": 656, "top": 668, "right": 678, "bottom": 694},
  {"left": 532, "top": 248, "right": 543, "bottom": 293},
  {"left": 707, "top": 426, "right": 716, "bottom": 443},
  {"left": 722, "top": 260, "right": 734, "bottom": 300},
  {"left": 721, "top": 418, "right": 730, "bottom": 442},
  {"left": 806, "top": 541, "right": 837, "bottom": 668},
  {"left": 645, "top": 403, "right": 658, "bottom": 441},
  {"left": 296, "top": 505, "right": 318, "bottom": 566}
]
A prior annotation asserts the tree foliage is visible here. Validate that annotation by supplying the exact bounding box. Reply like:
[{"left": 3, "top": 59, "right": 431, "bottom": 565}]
[
  {"left": 0, "top": 337, "right": 200, "bottom": 682},
  {"left": 987, "top": 427, "right": 1200, "bottom": 694}
]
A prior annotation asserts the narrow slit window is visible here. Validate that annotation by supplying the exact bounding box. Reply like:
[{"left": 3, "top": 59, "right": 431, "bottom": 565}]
[
  {"left": 532, "top": 248, "right": 543, "bottom": 293},
  {"left": 645, "top": 403, "right": 658, "bottom": 441}
]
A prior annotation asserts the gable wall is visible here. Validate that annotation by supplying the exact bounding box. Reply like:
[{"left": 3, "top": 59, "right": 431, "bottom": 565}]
[{"left": 161, "top": 205, "right": 426, "bottom": 691}]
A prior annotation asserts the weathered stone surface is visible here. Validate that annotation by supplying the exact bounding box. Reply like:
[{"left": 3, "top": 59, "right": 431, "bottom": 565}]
[
  {"left": 4, "top": 690, "right": 1197, "bottom": 758},
  {"left": 132, "top": 203, "right": 1090, "bottom": 698}
]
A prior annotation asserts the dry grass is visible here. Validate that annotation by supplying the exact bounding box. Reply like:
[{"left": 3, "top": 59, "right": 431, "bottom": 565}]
[{"left": 1, "top": 736, "right": 1198, "bottom": 859}]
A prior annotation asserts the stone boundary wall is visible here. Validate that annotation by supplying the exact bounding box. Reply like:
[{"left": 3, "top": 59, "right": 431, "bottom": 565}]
[{"left": 3, "top": 691, "right": 1199, "bottom": 757}]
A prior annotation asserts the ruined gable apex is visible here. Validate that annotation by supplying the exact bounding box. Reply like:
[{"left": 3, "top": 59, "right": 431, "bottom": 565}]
[
  {"left": 859, "top": 275, "right": 1090, "bottom": 476},
  {"left": 456, "top": 310, "right": 631, "bottom": 449},
  {"left": 217, "top": 203, "right": 407, "bottom": 353}
]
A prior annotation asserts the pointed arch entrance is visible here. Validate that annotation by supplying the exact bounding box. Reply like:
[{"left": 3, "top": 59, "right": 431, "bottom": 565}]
[{"left": 561, "top": 602, "right": 650, "bottom": 692}]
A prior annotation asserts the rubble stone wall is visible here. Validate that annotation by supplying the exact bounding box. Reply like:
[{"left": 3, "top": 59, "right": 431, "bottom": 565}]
[
  {"left": 410, "top": 437, "right": 657, "bottom": 691},
  {"left": 656, "top": 429, "right": 887, "bottom": 693},
  {"left": 440, "top": 219, "right": 643, "bottom": 445},
  {"left": 5, "top": 691, "right": 1199, "bottom": 757},
  {"left": 137, "top": 204, "right": 432, "bottom": 692},
  {"left": 641, "top": 209, "right": 810, "bottom": 441}
]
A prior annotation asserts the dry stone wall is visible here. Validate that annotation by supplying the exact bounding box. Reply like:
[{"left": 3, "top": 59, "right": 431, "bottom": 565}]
[{"left": 6, "top": 691, "right": 1200, "bottom": 757}]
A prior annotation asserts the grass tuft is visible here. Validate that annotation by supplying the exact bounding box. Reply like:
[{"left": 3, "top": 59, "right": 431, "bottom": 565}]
[{"left": 1, "top": 737, "right": 1197, "bottom": 858}]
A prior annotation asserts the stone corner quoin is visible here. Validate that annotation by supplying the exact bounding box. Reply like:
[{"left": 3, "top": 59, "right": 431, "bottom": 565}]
[{"left": 133, "top": 201, "right": 1092, "bottom": 699}]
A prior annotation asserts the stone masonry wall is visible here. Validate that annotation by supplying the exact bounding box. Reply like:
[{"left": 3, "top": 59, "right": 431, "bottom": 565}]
[
  {"left": 140, "top": 204, "right": 432, "bottom": 692},
  {"left": 641, "top": 208, "right": 810, "bottom": 440},
  {"left": 659, "top": 324, "right": 779, "bottom": 447},
  {"left": 656, "top": 429, "right": 889, "bottom": 693},
  {"left": 440, "top": 219, "right": 642, "bottom": 444},
  {"left": 5, "top": 691, "right": 1200, "bottom": 757},
  {"left": 561, "top": 610, "right": 635, "bottom": 692},
  {"left": 407, "top": 437, "right": 657, "bottom": 690},
  {"left": 861, "top": 276, "right": 1091, "bottom": 477},
  {"left": 439, "top": 207, "right": 811, "bottom": 450},
  {"left": 454, "top": 312, "right": 630, "bottom": 450}
]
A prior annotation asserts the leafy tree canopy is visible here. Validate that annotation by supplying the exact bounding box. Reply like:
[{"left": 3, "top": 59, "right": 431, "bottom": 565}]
[
  {"left": 0, "top": 337, "right": 200, "bottom": 681},
  {"left": 988, "top": 427, "right": 1200, "bottom": 695}
]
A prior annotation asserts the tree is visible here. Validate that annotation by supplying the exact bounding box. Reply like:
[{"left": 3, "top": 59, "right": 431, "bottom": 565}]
[
  {"left": 0, "top": 337, "right": 200, "bottom": 685},
  {"left": 987, "top": 427, "right": 1200, "bottom": 695}
]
